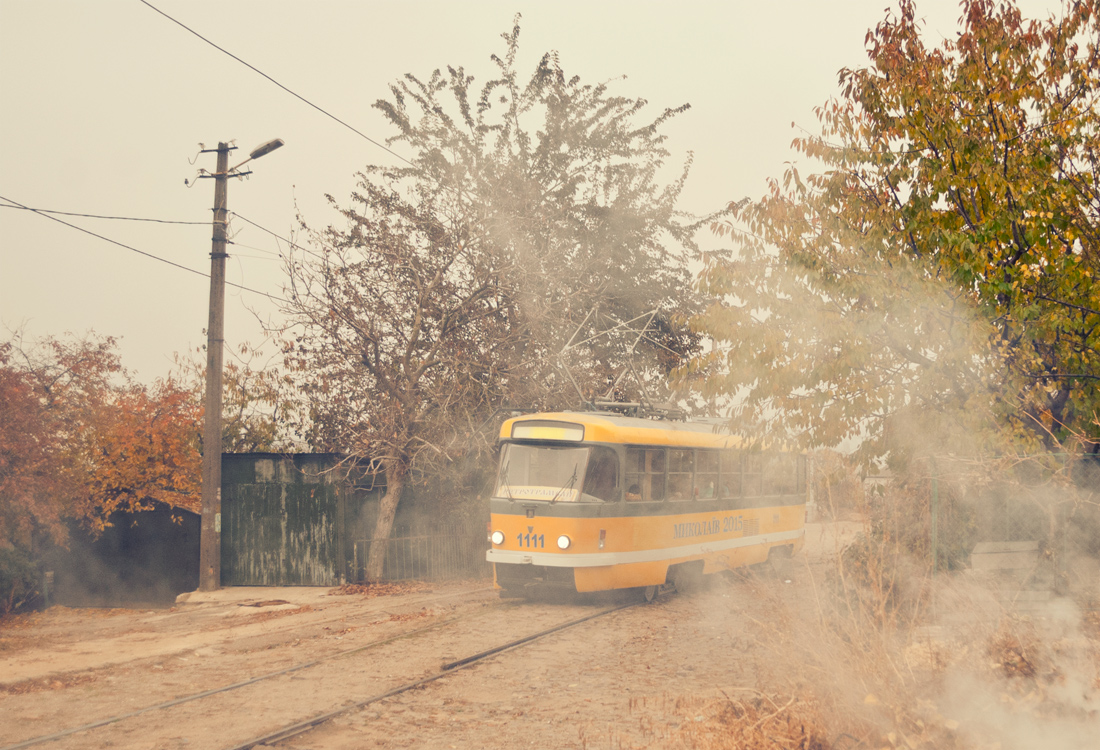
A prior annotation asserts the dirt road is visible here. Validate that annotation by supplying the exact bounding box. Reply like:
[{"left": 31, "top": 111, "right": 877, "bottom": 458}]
[
  {"left": 6, "top": 519, "right": 1096, "bottom": 750},
  {"left": 0, "top": 521, "right": 860, "bottom": 750}
]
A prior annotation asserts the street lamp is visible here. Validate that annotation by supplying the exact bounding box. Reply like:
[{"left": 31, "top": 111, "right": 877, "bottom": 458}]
[
  {"left": 198, "top": 138, "right": 284, "bottom": 592},
  {"left": 229, "top": 138, "right": 285, "bottom": 173}
]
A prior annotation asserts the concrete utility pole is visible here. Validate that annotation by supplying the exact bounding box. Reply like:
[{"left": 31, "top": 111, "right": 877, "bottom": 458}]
[
  {"left": 195, "top": 137, "right": 284, "bottom": 592},
  {"left": 199, "top": 142, "right": 231, "bottom": 592}
]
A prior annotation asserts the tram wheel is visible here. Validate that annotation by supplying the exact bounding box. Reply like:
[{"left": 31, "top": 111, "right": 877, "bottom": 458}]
[{"left": 641, "top": 585, "right": 658, "bottom": 603}]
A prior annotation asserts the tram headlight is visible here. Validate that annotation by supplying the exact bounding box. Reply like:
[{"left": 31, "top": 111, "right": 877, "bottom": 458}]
[
  {"left": 556, "top": 535, "right": 572, "bottom": 550},
  {"left": 491, "top": 530, "right": 505, "bottom": 546}
]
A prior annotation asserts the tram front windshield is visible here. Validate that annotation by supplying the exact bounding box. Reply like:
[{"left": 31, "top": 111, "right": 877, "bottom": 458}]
[{"left": 495, "top": 443, "right": 619, "bottom": 502}]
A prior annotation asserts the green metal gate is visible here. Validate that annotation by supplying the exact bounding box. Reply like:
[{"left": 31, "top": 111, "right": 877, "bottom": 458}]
[
  {"left": 220, "top": 454, "right": 372, "bottom": 586},
  {"left": 219, "top": 453, "right": 489, "bottom": 585}
]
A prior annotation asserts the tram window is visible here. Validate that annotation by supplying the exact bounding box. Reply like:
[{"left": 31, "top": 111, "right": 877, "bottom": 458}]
[
  {"left": 649, "top": 450, "right": 666, "bottom": 500},
  {"left": 719, "top": 450, "right": 741, "bottom": 497},
  {"left": 695, "top": 450, "right": 719, "bottom": 499},
  {"left": 582, "top": 446, "right": 619, "bottom": 501},
  {"left": 668, "top": 449, "right": 694, "bottom": 501},
  {"left": 625, "top": 447, "right": 666, "bottom": 501},
  {"left": 495, "top": 443, "right": 588, "bottom": 501},
  {"left": 743, "top": 453, "right": 763, "bottom": 497}
]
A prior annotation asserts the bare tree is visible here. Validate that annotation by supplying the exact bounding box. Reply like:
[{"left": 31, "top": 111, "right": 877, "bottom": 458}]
[
  {"left": 283, "top": 184, "right": 508, "bottom": 579},
  {"left": 283, "top": 18, "right": 716, "bottom": 579}
]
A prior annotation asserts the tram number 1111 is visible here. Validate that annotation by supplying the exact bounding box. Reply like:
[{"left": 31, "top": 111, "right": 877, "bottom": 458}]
[{"left": 517, "top": 532, "right": 545, "bottom": 549}]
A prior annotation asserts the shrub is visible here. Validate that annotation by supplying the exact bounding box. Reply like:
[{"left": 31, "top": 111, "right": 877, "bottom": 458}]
[{"left": 0, "top": 546, "right": 41, "bottom": 615}]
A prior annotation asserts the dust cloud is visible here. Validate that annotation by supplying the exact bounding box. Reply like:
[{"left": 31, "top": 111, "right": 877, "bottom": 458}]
[
  {"left": 679, "top": 221, "right": 1100, "bottom": 746},
  {"left": 652, "top": 462, "right": 1100, "bottom": 749}
]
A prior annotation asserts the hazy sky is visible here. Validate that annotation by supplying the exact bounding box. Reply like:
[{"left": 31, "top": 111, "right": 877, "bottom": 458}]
[{"left": 0, "top": 0, "right": 1064, "bottom": 380}]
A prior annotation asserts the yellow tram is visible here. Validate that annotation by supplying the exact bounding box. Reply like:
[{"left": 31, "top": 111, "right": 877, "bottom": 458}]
[{"left": 486, "top": 411, "right": 808, "bottom": 599}]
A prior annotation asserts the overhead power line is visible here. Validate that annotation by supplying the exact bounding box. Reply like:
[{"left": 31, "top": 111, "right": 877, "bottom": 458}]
[
  {"left": 2, "top": 195, "right": 205, "bottom": 278},
  {"left": 0, "top": 195, "right": 317, "bottom": 276},
  {"left": 0, "top": 202, "right": 206, "bottom": 225},
  {"left": 138, "top": 0, "right": 415, "bottom": 170},
  {"left": 1, "top": 195, "right": 282, "bottom": 302}
]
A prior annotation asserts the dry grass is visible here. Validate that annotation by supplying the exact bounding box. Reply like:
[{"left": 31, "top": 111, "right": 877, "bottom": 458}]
[
  {"left": 726, "top": 537, "right": 1100, "bottom": 749},
  {"left": 988, "top": 617, "right": 1043, "bottom": 679},
  {"left": 648, "top": 505, "right": 1100, "bottom": 750},
  {"left": 659, "top": 691, "right": 831, "bottom": 750}
]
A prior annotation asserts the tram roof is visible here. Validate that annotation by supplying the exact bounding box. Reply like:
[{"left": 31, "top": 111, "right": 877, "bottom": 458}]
[{"left": 499, "top": 411, "right": 747, "bottom": 449}]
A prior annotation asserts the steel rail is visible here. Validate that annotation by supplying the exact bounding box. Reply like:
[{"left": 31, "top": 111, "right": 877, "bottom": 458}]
[
  {"left": 224, "top": 600, "right": 638, "bottom": 750},
  {"left": 0, "top": 589, "right": 501, "bottom": 750},
  {"left": 175, "top": 585, "right": 498, "bottom": 643}
]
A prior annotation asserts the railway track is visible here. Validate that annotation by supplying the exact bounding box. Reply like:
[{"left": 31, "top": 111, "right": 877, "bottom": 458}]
[
  {"left": 3, "top": 599, "right": 499, "bottom": 750},
  {"left": 1, "top": 591, "right": 645, "bottom": 750},
  {"left": 0, "top": 585, "right": 499, "bottom": 688},
  {"left": 225, "top": 600, "right": 638, "bottom": 750}
]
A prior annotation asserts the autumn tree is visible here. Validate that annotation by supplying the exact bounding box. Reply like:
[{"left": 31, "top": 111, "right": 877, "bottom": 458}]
[
  {"left": 685, "top": 0, "right": 1099, "bottom": 462},
  {"left": 285, "top": 19, "right": 712, "bottom": 579},
  {"left": 0, "top": 343, "right": 70, "bottom": 555},
  {"left": 1, "top": 332, "right": 202, "bottom": 541},
  {"left": 175, "top": 342, "right": 304, "bottom": 453},
  {"left": 76, "top": 379, "right": 202, "bottom": 528}
]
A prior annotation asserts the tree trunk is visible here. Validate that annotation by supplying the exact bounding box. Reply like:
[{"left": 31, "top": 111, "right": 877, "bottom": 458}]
[{"left": 365, "top": 460, "right": 406, "bottom": 581}]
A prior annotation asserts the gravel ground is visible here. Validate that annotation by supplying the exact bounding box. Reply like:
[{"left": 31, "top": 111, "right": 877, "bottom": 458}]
[{"left": 0, "top": 522, "right": 862, "bottom": 750}]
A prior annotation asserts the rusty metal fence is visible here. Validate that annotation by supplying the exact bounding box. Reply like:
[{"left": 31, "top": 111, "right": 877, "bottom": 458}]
[{"left": 354, "top": 525, "right": 491, "bottom": 582}]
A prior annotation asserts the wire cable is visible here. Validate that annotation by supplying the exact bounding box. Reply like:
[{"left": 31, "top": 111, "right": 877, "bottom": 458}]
[
  {"left": 1, "top": 194, "right": 282, "bottom": 302},
  {"left": 228, "top": 211, "right": 297, "bottom": 247},
  {"left": 0, "top": 201, "right": 206, "bottom": 225},
  {"left": 229, "top": 212, "right": 329, "bottom": 264},
  {"left": 138, "top": 0, "right": 415, "bottom": 170},
  {"left": 225, "top": 240, "right": 283, "bottom": 260}
]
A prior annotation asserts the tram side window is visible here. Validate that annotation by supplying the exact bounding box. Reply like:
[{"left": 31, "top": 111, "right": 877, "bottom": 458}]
[
  {"left": 625, "top": 448, "right": 666, "bottom": 501},
  {"left": 695, "top": 450, "right": 719, "bottom": 499},
  {"left": 581, "top": 446, "right": 619, "bottom": 501},
  {"left": 667, "top": 449, "right": 694, "bottom": 501},
  {"left": 719, "top": 450, "right": 741, "bottom": 498},
  {"left": 762, "top": 453, "right": 798, "bottom": 495},
  {"left": 743, "top": 453, "right": 763, "bottom": 497}
]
